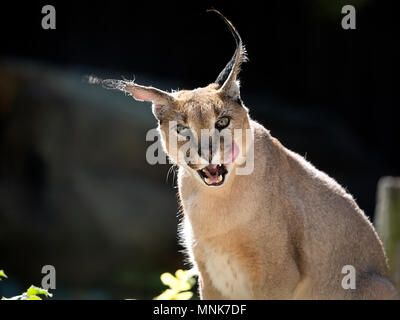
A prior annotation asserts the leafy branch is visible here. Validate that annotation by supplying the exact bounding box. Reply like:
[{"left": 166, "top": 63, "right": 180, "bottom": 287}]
[
  {"left": 0, "top": 269, "right": 52, "bottom": 300},
  {"left": 154, "top": 269, "right": 196, "bottom": 300}
]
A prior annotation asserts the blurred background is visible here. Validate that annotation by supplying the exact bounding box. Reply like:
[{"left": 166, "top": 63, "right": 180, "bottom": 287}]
[{"left": 0, "top": 0, "right": 399, "bottom": 299}]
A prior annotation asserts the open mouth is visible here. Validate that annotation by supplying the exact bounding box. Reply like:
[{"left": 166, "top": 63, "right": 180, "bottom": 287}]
[{"left": 197, "top": 164, "right": 228, "bottom": 186}]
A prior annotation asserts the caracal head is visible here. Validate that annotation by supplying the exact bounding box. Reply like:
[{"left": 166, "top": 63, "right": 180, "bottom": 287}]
[{"left": 101, "top": 10, "right": 253, "bottom": 187}]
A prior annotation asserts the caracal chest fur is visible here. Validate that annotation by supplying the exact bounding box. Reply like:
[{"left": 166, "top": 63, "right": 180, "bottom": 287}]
[
  {"left": 180, "top": 121, "right": 398, "bottom": 300},
  {"left": 179, "top": 121, "right": 302, "bottom": 300},
  {"left": 102, "top": 11, "right": 398, "bottom": 299}
]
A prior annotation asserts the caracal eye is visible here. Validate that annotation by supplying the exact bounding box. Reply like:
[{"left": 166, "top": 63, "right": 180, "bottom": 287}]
[{"left": 215, "top": 116, "right": 230, "bottom": 130}]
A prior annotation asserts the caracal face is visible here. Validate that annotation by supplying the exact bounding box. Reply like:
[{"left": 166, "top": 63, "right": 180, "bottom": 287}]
[{"left": 157, "top": 84, "right": 251, "bottom": 187}]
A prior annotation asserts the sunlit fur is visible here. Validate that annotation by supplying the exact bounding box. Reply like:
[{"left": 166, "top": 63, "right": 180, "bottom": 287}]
[
  {"left": 102, "top": 11, "right": 399, "bottom": 300},
  {"left": 159, "top": 84, "right": 251, "bottom": 174}
]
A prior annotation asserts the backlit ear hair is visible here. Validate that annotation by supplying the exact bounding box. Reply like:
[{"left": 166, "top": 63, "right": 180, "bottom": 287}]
[{"left": 92, "top": 77, "right": 175, "bottom": 120}]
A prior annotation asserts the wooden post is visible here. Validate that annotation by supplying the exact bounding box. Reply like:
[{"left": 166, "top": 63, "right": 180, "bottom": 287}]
[{"left": 375, "top": 177, "right": 400, "bottom": 290}]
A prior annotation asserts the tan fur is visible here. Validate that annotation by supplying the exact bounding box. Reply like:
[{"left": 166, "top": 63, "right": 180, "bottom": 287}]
[
  {"left": 169, "top": 88, "right": 399, "bottom": 299},
  {"left": 178, "top": 116, "right": 399, "bottom": 299},
  {"left": 104, "top": 11, "right": 399, "bottom": 300}
]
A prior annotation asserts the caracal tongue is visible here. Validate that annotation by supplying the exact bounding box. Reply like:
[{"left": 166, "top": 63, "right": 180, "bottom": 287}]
[
  {"left": 225, "top": 141, "right": 240, "bottom": 165},
  {"left": 209, "top": 176, "right": 219, "bottom": 183}
]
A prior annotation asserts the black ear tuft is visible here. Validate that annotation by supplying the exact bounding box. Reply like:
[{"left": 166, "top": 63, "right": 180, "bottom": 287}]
[
  {"left": 208, "top": 9, "right": 248, "bottom": 87},
  {"left": 215, "top": 55, "right": 236, "bottom": 87}
]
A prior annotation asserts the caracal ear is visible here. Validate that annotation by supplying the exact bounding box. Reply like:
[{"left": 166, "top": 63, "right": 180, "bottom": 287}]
[
  {"left": 208, "top": 9, "right": 248, "bottom": 101},
  {"left": 101, "top": 79, "right": 175, "bottom": 120}
]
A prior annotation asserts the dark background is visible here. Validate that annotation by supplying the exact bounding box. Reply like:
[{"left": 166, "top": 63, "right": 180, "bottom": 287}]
[{"left": 0, "top": 0, "right": 399, "bottom": 299}]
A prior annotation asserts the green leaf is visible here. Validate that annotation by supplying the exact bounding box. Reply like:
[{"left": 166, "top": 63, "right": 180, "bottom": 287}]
[
  {"left": 175, "top": 269, "right": 187, "bottom": 280},
  {"left": 154, "top": 289, "right": 178, "bottom": 300},
  {"left": 155, "top": 269, "right": 196, "bottom": 300},
  {"left": 160, "top": 272, "right": 192, "bottom": 291},
  {"left": 0, "top": 270, "right": 7, "bottom": 279},
  {"left": 160, "top": 273, "right": 176, "bottom": 287},
  {"left": 26, "top": 285, "right": 52, "bottom": 298},
  {"left": 27, "top": 295, "right": 42, "bottom": 300},
  {"left": 175, "top": 269, "right": 196, "bottom": 289}
]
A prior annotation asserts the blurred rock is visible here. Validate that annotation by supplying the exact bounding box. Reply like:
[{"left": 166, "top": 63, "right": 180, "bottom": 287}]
[{"left": 0, "top": 61, "right": 181, "bottom": 299}]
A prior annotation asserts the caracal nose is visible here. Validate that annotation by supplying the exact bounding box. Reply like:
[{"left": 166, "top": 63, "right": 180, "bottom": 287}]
[{"left": 197, "top": 137, "right": 214, "bottom": 163}]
